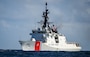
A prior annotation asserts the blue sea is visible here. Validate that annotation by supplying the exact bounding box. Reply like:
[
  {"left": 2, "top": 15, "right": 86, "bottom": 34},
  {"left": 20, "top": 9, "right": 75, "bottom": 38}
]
[{"left": 0, "top": 50, "right": 90, "bottom": 57}]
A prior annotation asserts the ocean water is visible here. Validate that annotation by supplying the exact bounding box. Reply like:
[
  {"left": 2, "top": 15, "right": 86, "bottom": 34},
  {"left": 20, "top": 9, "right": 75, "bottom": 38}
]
[{"left": 0, "top": 50, "right": 90, "bottom": 57}]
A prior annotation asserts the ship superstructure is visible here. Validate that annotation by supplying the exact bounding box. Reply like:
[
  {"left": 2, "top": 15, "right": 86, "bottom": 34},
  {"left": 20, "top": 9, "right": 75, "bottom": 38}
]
[{"left": 19, "top": 3, "right": 81, "bottom": 51}]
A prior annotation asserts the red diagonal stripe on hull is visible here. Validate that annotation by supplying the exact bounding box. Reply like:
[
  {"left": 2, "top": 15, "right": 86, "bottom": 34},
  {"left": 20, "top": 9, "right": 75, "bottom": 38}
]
[{"left": 35, "top": 41, "right": 40, "bottom": 51}]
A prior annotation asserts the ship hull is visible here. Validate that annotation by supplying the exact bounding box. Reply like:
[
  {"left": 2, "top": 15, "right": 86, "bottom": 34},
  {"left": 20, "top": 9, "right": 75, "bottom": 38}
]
[{"left": 19, "top": 41, "right": 81, "bottom": 51}]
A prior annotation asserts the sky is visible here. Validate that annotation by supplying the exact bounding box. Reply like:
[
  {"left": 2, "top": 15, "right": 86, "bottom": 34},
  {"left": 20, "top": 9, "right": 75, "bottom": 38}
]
[{"left": 0, "top": 0, "right": 90, "bottom": 51}]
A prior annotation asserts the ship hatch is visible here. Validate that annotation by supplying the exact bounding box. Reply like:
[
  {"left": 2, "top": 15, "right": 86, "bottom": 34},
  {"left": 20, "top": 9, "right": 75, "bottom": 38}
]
[{"left": 55, "top": 35, "right": 59, "bottom": 43}]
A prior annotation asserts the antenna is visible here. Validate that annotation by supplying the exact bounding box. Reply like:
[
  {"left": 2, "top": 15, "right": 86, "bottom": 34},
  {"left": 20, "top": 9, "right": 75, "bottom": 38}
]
[{"left": 42, "top": 2, "right": 49, "bottom": 29}]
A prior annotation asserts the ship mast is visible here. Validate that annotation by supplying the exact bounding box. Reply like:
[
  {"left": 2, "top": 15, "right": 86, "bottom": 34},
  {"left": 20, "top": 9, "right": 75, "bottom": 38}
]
[{"left": 42, "top": 2, "right": 49, "bottom": 29}]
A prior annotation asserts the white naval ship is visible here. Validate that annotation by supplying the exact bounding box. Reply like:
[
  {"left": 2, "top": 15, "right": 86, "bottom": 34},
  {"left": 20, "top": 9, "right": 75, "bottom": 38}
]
[{"left": 19, "top": 3, "right": 81, "bottom": 51}]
